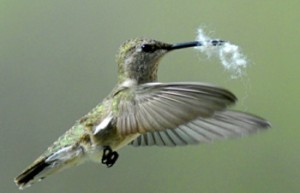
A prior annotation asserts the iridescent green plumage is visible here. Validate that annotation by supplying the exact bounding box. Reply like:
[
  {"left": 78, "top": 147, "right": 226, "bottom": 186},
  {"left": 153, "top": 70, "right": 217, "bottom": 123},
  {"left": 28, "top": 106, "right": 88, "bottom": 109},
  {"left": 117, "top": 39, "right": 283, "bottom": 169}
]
[
  {"left": 44, "top": 122, "right": 86, "bottom": 156},
  {"left": 15, "top": 38, "right": 270, "bottom": 190}
]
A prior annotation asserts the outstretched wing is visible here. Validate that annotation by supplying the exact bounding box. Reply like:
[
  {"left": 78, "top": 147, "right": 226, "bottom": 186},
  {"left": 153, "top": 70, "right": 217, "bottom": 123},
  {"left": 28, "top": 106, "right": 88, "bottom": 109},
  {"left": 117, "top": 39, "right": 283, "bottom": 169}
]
[
  {"left": 129, "top": 110, "right": 270, "bottom": 147},
  {"left": 116, "top": 82, "right": 237, "bottom": 135}
]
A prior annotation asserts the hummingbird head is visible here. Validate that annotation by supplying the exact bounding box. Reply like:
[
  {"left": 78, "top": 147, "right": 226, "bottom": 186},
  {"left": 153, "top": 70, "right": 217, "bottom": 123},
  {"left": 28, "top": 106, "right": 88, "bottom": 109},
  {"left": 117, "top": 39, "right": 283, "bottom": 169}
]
[
  {"left": 116, "top": 38, "right": 205, "bottom": 84},
  {"left": 116, "top": 38, "right": 171, "bottom": 84}
]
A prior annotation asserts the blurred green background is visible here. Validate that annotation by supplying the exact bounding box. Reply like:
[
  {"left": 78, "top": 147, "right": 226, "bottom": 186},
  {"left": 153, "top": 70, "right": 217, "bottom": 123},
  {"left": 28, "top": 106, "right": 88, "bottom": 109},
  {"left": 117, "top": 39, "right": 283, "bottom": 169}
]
[{"left": 1, "top": 1, "right": 299, "bottom": 193}]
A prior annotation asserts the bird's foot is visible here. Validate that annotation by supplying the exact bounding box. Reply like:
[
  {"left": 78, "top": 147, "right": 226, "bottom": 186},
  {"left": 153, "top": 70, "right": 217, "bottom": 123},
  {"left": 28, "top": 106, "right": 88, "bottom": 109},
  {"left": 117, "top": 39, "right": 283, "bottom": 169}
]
[{"left": 101, "top": 146, "right": 119, "bottom": 168}]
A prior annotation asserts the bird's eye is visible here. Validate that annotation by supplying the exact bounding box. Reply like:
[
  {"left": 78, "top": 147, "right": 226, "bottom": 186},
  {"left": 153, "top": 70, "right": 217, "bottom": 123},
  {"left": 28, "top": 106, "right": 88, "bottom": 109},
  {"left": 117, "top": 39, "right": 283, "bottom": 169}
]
[{"left": 141, "top": 44, "right": 156, "bottom": 53}]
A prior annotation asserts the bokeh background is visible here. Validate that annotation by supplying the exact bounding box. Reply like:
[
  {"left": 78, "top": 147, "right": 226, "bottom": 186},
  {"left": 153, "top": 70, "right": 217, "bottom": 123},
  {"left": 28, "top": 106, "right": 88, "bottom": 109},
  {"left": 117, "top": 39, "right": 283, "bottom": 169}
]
[{"left": 1, "top": 1, "right": 299, "bottom": 193}]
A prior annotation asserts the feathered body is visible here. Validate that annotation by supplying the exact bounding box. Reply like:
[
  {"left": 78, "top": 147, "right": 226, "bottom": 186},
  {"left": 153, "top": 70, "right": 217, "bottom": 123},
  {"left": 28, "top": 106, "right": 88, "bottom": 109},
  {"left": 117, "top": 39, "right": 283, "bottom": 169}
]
[{"left": 15, "top": 38, "right": 270, "bottom": 189}]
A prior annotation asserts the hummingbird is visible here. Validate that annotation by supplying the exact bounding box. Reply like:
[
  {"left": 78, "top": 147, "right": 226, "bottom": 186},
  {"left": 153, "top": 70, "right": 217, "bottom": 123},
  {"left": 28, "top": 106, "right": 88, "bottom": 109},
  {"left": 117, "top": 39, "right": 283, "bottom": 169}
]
[{"left": 14, "top": 38, "right": 270, "bottom": 189}]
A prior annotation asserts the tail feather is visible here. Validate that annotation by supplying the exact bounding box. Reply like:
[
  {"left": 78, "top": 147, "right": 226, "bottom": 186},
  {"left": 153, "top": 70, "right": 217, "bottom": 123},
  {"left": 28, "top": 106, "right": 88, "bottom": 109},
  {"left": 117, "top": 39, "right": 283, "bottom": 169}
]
[
  {"left": 14, "top": 158, "right": 50, "bottom": 189},
  {"left": 14, "top": 145, "right": 85, "bottom": 189}
]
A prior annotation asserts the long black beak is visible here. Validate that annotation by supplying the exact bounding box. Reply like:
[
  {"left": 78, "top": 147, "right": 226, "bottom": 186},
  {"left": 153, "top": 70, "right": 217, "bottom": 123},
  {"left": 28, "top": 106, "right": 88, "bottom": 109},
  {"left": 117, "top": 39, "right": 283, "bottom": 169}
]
[{"left": 167, "top": 40, "right": 225, "bottom": 51}]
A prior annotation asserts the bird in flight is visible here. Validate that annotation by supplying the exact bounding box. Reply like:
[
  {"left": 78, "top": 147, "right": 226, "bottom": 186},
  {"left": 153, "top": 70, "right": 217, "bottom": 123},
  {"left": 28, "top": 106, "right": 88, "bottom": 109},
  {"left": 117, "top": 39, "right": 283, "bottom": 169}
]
[{"left": 15, "top": 38, "right": 270, "bottom": 189}]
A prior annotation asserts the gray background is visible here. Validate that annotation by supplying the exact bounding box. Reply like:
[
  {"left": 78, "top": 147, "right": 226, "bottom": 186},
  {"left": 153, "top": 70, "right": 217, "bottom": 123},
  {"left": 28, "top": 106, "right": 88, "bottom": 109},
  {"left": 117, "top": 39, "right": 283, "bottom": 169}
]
[{"left": 1, "top": 1, "right": 299, "bottom": 193}]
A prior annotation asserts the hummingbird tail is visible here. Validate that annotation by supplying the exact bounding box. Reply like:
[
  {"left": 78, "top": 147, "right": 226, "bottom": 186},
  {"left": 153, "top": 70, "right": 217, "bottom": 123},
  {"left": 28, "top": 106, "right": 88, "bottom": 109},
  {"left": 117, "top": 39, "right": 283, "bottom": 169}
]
[
  {"left": 14, "top": 145, "right": 84, "bottom": 189},
  {"left": 14, "top": 158, "right": 50, "bottom": 189}
]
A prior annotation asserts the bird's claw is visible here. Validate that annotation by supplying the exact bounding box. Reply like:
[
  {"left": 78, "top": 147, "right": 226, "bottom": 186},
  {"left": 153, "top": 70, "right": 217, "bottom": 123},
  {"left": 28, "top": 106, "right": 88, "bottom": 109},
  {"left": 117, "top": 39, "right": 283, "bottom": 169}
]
[{"left": 101, "top": 146, "right": 119, "bottom": 168}]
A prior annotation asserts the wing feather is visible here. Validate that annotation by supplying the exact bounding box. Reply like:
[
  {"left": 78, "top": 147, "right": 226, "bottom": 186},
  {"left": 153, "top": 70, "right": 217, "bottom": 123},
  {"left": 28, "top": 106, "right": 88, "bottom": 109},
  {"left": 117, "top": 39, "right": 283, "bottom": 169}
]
[
  {"left": 130, "top": 110, "right": 270, "bottom": 147},
  {"left": 116, "top": 82, "right": 236, "bottom": 135}
]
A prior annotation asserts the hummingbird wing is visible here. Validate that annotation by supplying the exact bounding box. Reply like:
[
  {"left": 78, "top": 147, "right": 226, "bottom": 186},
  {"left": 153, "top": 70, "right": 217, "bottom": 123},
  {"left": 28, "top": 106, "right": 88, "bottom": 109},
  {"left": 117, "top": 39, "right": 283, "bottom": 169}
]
[
  {"left": 129, "top": 110, "right": 270, "bottom": 147},
  {"left": 116, "top": 82, "right": 237, "bottom": 135}
]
